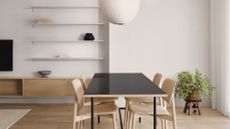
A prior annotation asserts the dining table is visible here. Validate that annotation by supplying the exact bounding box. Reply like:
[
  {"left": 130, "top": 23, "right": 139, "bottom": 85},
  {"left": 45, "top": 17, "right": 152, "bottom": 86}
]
[{"left": 84, "top": 73, "right": 167, "bottom": 129}]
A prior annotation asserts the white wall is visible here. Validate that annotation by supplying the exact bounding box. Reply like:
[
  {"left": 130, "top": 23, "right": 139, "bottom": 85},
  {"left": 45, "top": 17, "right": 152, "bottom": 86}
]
[
  {"left": 210, "top": 0, "right": 230, "bottom": 114},
  {"left": 0, "top": 0, "right": 212, "bottom": 106},
  {"left": 0, "top": 0, "right": 108, "bottom": 103},
  {"left": 109, "top": 0, "right": 211, "bottom": 107},
  {"left": 0, "top": 0, "right": 108, "bottom": 78}
]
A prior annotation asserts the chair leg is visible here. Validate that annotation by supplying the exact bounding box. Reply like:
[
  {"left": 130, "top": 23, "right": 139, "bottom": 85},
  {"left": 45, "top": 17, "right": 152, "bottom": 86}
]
[
  {"left": 129, "top": 112, "right": 134, "bottom": 129},
  {"left": 161, "top": 119, "right": 165, "bottom": 129},
  {"left": 78, "top": 121, "right": 81, "bottom": 129},
  {"left": 73, "top": 103, "right": 77, "bottom": 129},
  {"left": 73, "top": 121, "right": 76, "bottom": 129},
  {"left": 172, "top": 120, "right": 177, "bottom": 129},
  {"left": 124, "top": 101, "right": 129, "bottom": 128},
  {"left": 80, "top": 121, "right": 83, "bottom": 129},
  {"left": 172, "top": 98, "right": 177, "bottom": 129},
  {"left": 112, "top": 113, "right": 117, "bottom": 129},
  {"left": 132, "top": 113, "right": 136, "bottom": 129},
  {"left": 164, "top": 120, "right": 168, "bottom": 129},
  {"left": 77, "top": 122, "right": 80, "bottom": 129},
  {"left": 172, "top": 112, "right": 177, "bottom": 129},
  {"left": 126, "top": 110, "right": 130, "bottom": 129}
]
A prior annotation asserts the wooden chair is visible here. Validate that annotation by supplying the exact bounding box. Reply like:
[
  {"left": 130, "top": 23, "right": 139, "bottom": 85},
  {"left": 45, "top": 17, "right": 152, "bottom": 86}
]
[
  {"left": 125, "top": 73, "right": 162, "bottom": 102},
  {"left": 81, "top": 75, "right": 92, "bottom": 90},
  {"left": 153, "top": 73, "right": 163, "bottom": 87},
  {"left": 82, "top": 75, "right": 119, "bottom": 123},
  {"left": 81, "top": 75, "right": 118, "bottom": 106},
  {"left": 126, "top": 79, "right": 177, "bottom": 129},
  {"left": 72, "top": 79, "right": 118, "bottom": 129},
  {"left": 124, "top": 73, "right": 162, "bottom": 127}
]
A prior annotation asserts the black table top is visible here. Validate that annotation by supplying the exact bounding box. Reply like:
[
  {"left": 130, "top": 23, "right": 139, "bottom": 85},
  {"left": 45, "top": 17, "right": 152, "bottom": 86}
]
[{"left": 84, "top": 73, "right": 167, "bottom": 97}]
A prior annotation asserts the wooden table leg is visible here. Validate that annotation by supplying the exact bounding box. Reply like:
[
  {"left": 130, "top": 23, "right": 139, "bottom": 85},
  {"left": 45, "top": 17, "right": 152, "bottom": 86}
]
[
  {"left": 183, "top": 101, "right": 189, "bottom": 113},
  {"left": 189, "top": 102, "right": 192, "bottom": 115},
  {"left": 185, "top": 99, "right": 202, "bottom": 116},
  {"left": 192, "top": 103, "right": 197, "bottom": 113},
  {"left": 197, "top": 102, "right": 201, "bottom": 115}
]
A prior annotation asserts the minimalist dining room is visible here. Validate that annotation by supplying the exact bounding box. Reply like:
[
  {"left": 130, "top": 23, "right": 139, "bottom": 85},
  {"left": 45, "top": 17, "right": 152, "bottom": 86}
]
[{"left": 1, "top": 0, "right": 230, "bottom": 129}]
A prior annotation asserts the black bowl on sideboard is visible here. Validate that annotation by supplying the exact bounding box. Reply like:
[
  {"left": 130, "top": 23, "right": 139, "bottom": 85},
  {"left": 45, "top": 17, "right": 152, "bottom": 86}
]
[{"left": 38, "top": 70, "right": 51, "bottom": 78}]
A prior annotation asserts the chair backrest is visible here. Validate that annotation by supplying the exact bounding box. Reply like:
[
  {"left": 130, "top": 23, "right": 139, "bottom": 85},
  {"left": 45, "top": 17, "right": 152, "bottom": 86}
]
[
  {"left": 131, "top": 73, "right": 163, "bottom": 103},
  {"left": 82, "top": 75, "right": 93, "bottom": 91},
  {"left": 161, "top": 79, "right": 175, "bottom": 103},
  {"left": 153, "top": 73, "right": 162, "bottom": 87},
  {"left": 72, "top": 79, "right": 85, "bottom": 107}
]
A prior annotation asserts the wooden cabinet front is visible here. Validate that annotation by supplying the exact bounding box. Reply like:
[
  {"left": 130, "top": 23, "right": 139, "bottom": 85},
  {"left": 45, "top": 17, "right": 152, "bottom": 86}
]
[
  {"left": 0, "top": 79, "right": 23, "bottom": 96},
  {"left": 23, "top": 79, "right": 74, "bottom": 97}
]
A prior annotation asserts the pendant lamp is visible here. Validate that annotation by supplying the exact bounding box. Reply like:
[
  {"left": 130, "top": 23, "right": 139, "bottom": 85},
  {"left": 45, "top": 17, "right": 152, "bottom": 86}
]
[{"left": 100, "top": 0, "right": 140, "bottom": 25}]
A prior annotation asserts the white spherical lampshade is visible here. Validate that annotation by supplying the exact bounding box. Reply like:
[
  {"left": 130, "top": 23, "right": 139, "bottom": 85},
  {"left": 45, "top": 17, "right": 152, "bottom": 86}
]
[{"left": 100, "top": 0, "right": 140, "bottom": 25}]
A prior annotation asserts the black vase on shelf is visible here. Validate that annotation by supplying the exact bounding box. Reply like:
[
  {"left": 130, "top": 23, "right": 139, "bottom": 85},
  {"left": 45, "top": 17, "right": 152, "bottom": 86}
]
[{"left": 83, "top": 33, "right": 95, "bottom": 41}]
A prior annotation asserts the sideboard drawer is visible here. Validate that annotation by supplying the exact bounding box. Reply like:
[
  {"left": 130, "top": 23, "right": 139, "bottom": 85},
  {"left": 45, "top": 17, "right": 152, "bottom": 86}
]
[{"left": 23, "top": 79, "right": 74, "bottom": 97}]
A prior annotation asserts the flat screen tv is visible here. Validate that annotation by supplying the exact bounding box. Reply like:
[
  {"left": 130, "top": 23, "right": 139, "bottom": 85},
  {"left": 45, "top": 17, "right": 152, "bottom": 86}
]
[{"left": 0, "top": 40, "right": 13, "bottom": 71}]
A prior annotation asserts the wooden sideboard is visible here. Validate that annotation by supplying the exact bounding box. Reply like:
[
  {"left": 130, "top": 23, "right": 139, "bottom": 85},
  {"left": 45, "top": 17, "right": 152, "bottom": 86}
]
[
  {"left": 0, "top": 77, "right": 23, "bottom": 96},
  {"left": 0, "top": 77, "right": 76, "bottom": 97}
]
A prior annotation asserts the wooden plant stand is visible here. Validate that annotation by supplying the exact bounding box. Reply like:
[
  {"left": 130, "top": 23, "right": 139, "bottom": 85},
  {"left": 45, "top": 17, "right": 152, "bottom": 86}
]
[{"left": 183, "top": 98, "right": 202, "bottom": 115}]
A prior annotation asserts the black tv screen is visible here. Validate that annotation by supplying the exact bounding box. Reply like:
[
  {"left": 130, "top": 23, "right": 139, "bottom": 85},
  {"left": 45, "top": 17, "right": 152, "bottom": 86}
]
[{"left": 0, "top": 40, "right": 13, "bottom": 71}]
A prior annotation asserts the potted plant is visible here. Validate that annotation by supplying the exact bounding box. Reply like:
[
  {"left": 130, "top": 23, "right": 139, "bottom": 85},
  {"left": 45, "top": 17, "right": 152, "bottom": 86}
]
[{"left": 175, "top": 69, "right": 214, "bottom": 100}]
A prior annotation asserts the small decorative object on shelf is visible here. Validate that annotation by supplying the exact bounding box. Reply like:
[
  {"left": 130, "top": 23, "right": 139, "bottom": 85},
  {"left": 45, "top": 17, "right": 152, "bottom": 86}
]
[
  {"left": 83, "top": 33, "right": 95, "bottom": 40},
  {"left": 38, "top": 70, "right": 51, "bottom": 78},
  {"left": 33, "top": 18, "right": 52, "bottom": 24},
  {"left": 31, "top": 6, "right": 100, "bottom": 9},
  {"left": 56, "top": 54, "right": 71, "bottom": 59},
  {"left": 31, "top": 57, "right": 104, "bottom": 61}
]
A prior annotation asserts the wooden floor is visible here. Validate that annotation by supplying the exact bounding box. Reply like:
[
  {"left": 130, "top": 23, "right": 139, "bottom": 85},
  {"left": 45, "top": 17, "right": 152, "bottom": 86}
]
[
  {"left": 0, "top": 104, "right": 230, "bottom": 129},
  {"left": 0, "top": 104, "right": 74, "bottom": 129}
]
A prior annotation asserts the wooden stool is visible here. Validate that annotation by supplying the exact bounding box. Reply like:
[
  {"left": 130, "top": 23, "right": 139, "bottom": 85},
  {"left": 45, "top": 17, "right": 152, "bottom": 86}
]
[{"left": 183, "top": 98, "right": 202, "bottom": 115}]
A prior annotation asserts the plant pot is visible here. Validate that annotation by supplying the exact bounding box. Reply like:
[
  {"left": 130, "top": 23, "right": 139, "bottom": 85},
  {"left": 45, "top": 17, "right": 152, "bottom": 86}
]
[{"left": 186, "top": 90, "right": 200, "bottom": 100}]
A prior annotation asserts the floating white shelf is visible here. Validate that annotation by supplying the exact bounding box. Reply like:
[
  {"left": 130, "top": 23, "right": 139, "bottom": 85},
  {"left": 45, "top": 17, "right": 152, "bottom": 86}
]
[
  {"left": 32, "top": 40, "right": 104, "bottom": 44},
  {"left": 31, "top": 57, "right": 104, "bottom": 61},
  {"left": 31, "top": 6, "right": 99, "bottom": 9},
  {"left": 32, "top": 23, "right": 104, "bottom": 26}
]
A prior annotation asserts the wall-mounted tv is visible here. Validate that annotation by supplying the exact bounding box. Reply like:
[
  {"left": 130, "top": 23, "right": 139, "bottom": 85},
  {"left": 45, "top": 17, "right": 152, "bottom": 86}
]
[{"left": 0, "top": 40, "right": 13, "bottom": 71}]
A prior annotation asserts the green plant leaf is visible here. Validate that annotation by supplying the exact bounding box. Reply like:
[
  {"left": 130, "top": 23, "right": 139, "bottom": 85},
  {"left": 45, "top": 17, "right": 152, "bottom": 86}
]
[{"left": 175, "top": 69, "right": 215, "bottom": 99}]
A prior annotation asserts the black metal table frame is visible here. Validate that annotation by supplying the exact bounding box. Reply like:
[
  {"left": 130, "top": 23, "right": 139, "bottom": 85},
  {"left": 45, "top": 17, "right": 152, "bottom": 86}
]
[{"left": 90, "top": 97, "right": 157, "bottom": 129}]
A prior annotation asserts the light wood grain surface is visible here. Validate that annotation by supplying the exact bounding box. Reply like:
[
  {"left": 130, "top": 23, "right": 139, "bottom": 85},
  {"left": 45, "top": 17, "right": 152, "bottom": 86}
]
[
  {"left": 0, "top": 79, "right": 23, "bottom": 96},
  {"left": 23, "top": 79, "right": 75, "bottom": 97},
  {"left": 0, "top": 109, "right": 30, "bottom": 129},
  {"left": 0, "top": 104, "right": 229, "bottom": 129},
  {"left": 0, "top": 77, "right": 76, "bottom": 97}
]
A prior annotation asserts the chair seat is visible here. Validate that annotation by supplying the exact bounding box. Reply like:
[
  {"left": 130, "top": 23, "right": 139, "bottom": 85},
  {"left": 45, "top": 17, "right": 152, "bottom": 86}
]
[
  {"left": 125, "top": 97, "right": 161, "bottom": 104},
  {"left": 128, "top": 104, "right": 170, "bottom": 116},
  {"left": 78, "top": 103, "right": 118, "bottom": 116},
  {"left": 84, "top": 97, "right": 118, "bottom": 105},
  {"left": 125, "top": 97, "right": 153, "bottom": 103}
]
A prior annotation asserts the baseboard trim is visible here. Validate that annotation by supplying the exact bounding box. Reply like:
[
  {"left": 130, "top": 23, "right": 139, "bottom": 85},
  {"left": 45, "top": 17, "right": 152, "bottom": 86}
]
[{"left": 0, "top": 97, "right": 74, "bottom": 104}]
